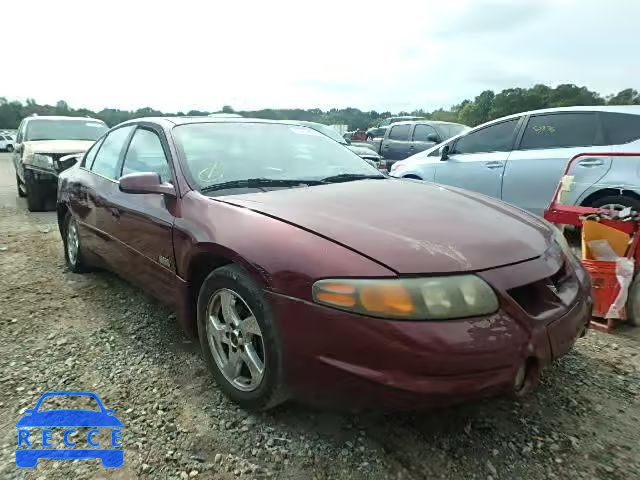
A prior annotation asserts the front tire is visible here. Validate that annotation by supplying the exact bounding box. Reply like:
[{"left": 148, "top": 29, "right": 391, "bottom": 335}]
[
  {"left": 588, "top": 195, "right": 640, "bottom": 213},
  {"left": 197, "top": 264, "right": 287, "bottom": 411},
  {"left": 24, "top": 172, "right": 47, "bottom": 212},
  {"left": 16, "top": 174, "right": 26, "bottom": 197},
  {"left": 63, "top": 212, "right": 89, "bottom": 273},
  {"left": 6, "top": 145, "right": 14, "bottom": 152}
]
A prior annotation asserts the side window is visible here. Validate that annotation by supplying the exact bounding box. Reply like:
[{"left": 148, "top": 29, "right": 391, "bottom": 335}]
[
  {"left": 602, "top": 113, "right": 640, "bottom": 145},
  {"left": 16, "top": 122, "right": 24, "bottom": 143},
  {"left": 413, "top": 124, "right": 439, "bottom": 142},
  {"left": 388, "top": 124, "right": 411, "bottom": 141},
  {"left": 519, "top": 113, "right": 600, "bottom": 150},
  {"left": 121, "top": 129, "right": 172, "bottom": 182},
  {"left": 90, "top": 126, "right": 135, "bottom": 179},
  {"left": 454, "top": 119, "right": 519, "bottom": 154},
  {"left": 82, "top": 137, "right": 105, "bottom": 168}
]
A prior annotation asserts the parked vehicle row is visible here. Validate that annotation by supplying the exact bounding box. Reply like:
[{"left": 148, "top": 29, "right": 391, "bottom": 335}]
[
  {"left": 390, "top": 106, "right": 640, "bottom": 216},
  {"left": 54, "top": 116, "right": 592, "bottom": 411}
]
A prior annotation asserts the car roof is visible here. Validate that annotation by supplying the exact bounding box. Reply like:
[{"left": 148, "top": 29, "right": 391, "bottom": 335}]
[
  {"left": 482, "top": 105, "right": 640, "bottom": 124},
  {"left": 117, "top": 117, "right": 322, "bottom": 128},
  {"left": 23, "top": 115, "right": 105, "bottom": 122},
  {"left": 391, "top": 120, "right": 467, "bottom": 127}
]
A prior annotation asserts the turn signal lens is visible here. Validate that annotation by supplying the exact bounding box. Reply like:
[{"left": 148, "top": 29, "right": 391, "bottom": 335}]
[
  {"left": 314, "top": 283, "right": 356, "bottom": 308},
  {"left": 360, "top": 284, "right": 414, "bottom": 315},
  {"left": 312, "top": 276, "right": 498, "bottom": 320}
]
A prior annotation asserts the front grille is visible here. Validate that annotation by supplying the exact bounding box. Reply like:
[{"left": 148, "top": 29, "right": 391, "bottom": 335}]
[
  {"left": 507, "top": 261, "right": 578, "bottom": 320},
  {"left": 51, "top": 153, "right": 81, "bottom": 173}
]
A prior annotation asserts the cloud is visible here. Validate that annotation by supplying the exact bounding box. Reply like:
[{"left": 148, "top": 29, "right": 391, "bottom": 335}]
[
  {"left": 432, "top": 0, "right": 548, "bottom": 37},
  {"left": 0, "top": 0, "right": 638, "bottom": 114}
]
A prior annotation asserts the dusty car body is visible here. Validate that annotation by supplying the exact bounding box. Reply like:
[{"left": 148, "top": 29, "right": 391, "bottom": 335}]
[
  {"left": 56, "top": 117, "right": 592, "bottom": 411},
  {"left": 13, "top": 115, "right": 108, "bottom": 211}
]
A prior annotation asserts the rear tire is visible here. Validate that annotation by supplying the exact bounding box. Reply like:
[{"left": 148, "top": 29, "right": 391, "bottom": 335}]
[
  {"left": 197, "top": 264, "right": 287, "bottom": 411},
  {"left": 588, "top": 195, "right": 640, "bottom": 213},
  {"left": 62, "top": 212, "right": 89, "bottom": 273},
  {"left": 24, "top": 172, "right": 47, "bottom": 212}
]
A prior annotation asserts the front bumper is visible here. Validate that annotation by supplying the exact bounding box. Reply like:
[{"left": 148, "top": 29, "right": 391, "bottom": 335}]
[{"left": 267, "top": 257, "right": 592, "bottom": 410}]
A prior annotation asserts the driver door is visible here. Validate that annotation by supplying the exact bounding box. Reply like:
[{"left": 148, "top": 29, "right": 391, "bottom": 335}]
[
  {"left": 103, "top": 125, "right": 179, "bottom": 305},
  {"left": 434, "top": 118, "right": 522, "bottom": 199}
]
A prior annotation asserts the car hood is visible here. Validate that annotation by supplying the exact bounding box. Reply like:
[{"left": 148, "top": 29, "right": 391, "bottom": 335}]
[
  {"left": 16, "top": 409, "right": 123, "bottom": 427},
  {"left": 216, "top": 179, "right": 551, "bottom": 274},
  {"left": 23, "top": 140, "right": 95, "bottom": 155},
  {"left": 347, "top": 145, "right": 381, "bottom": 158}
]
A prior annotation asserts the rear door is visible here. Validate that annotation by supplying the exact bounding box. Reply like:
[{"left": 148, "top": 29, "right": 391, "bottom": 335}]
[
  {"left": 380, "top": 124, "right": 412, "bottom": 164},
  {"left": 104, "top": 125, "right": 179, "bottom": 305},
  {"left": 434, "top": 118, "right": 521, "bottom": 198},
  {"left": 410, "top": 124, "right": 440, "bottom": 156},
  {"left": 502, "top": 112, "right": 610, "bottom": 215},
  {"left": 87, "top": 125, "right": 136, "bottom": 264}
]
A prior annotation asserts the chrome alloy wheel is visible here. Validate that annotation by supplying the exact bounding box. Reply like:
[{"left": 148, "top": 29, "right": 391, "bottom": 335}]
[
  {"left": 206, "top": 288, "right": 265, "bottom": 392},
  {"left": 67, "top": 219, "right": 79, "bottom": 265}
]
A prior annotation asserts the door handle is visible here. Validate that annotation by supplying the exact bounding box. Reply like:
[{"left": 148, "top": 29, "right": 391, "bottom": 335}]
[
  {"left": 484, "top": 161, "right": 504, "bottom": 169},
  {"left": 110, "top": 207, "right": 121, "bottom": 220},
  {"left": 578, "top": 158, "right": 605, "bottom": 167}
]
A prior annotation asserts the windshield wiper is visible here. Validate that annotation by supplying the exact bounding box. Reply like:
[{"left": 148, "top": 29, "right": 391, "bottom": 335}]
[
  {"left": 200, "top": 178, "right": 326, "bottom": 193},
  {"left": 320, "top": 173, "right": 386, "bottom": 183}
]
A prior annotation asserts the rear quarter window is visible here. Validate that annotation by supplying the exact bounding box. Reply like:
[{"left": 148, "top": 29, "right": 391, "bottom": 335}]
[
  {"left": 602, "top": 112, "right": 640, "bottom": 144},
  {"left": 519, "top": 113, "right": 602, "bottom": 150}
]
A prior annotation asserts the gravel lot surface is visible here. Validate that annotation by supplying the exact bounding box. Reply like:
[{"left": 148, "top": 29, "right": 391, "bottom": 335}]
[{"left": 0, "top": 153, "right": 639, "bottom": 479}]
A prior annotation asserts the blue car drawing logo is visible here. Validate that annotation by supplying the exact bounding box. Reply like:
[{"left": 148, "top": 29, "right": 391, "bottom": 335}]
[{"left": 16, "top": 391, "right": 123, "bottom": 468}]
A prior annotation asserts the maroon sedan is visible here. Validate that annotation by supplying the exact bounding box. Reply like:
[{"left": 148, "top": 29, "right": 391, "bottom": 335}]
[{"left": 56, "top": 117, "right": 592, "bottom": 411}]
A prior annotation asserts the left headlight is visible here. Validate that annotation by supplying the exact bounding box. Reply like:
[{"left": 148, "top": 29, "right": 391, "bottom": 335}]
[
  {"left": 312, "top": 276, "right": 499, "bottom": 320},
  {"left": 29, "top": 154, "right": 54, "bottom": 170}
]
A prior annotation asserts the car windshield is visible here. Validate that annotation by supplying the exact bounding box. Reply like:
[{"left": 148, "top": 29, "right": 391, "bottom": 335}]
[
  {"left": 25, "top": 119, "right": 108, "bottom": 141},
  {"left": 304, "top": 123, "right": 347, "bottom": 144},
  {"left": 173, "top": 122, "right": 383, "bottom": 191},
  {"left": 448, "top": 124, "right": 470, "bottom": 136},
  {"left": 37, "top": 395, "right": 101, "bottom": 412}
]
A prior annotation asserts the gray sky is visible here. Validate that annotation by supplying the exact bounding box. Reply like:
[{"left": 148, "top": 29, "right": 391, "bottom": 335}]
[{"left": 2, "top": 0, "right": 638, "bottom": 113}]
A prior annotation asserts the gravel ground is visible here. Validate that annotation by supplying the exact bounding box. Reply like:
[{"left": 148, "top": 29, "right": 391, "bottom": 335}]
[{"left": 0, "top": 154, "right": 639, "bottom": 479}]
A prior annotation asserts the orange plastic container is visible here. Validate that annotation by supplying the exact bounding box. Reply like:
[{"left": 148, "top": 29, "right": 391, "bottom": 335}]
[{"left": 582, "top": 259, "right": 626, "bottom": 319}]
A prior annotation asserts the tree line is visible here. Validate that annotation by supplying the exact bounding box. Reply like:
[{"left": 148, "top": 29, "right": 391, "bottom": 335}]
[{"left": 1, "top": 84, "right": 639, "bottom": 131}]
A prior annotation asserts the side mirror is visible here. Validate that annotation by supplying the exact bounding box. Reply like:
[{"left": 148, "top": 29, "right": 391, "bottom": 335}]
[
  {"left": 119, "top": 172, "right": 176, "bottom": 197},
  {"left": 427, "top": 134, "right": 440, "bottom": 143},
  {"left": 344, "top": 138, "right": 351, "bottom": 145},
  {"left": 440, "top": 145, "right": 450, "bottom": 161}
]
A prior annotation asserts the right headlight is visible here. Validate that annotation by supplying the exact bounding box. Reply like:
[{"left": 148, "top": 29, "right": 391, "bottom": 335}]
[
  {"left": 312, "top": 276, "right": 499, "bottom": 320},
  {"left": 27, "top": 154, "right": 54, "bottom": 170}
]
